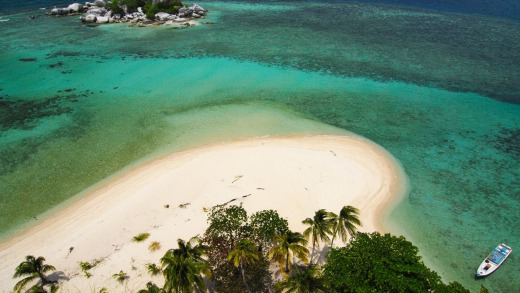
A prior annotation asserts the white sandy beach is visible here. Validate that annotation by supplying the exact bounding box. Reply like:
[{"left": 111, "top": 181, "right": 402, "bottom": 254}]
[{"left": 0, "top": 135, "right": 407, "bottom": 292}]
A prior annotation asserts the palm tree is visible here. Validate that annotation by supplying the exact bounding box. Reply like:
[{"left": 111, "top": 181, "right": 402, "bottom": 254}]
[
  {"left": 161, "top": 237, "right": 209, "bottom": 293},
  {"left": 13, "top": 255, "right": 56, "bottom": 293},
  {"left": 138, "top": 281, "right": 163, "bottom": 293},
  {"left": 270, "top": 230, "right": 309, "bottom": 273},
  {"left": 302, "top": 209, "right": 334, "bottom": 264},
  {"left": 330, "top": 205, "right": 362, "bottom": 247},
  {"left": 227, "top": 238, "right": 260, "bottom": 293},
  {"left": 274, "top": 264, "right": 326, "bottom": 293}
]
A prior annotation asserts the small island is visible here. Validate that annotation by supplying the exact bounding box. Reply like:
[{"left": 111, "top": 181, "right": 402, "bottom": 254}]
[{"left": 49, "top": 0, "right": 208, "bottom": 26}]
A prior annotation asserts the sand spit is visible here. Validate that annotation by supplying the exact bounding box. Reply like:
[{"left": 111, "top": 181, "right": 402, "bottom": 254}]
[{"left": 0, "top": 135, "right": 407, "bottom": 292}]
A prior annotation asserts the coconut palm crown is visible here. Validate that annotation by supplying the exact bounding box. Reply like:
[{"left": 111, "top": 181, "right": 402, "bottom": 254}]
[
  {"left": 13, "top": 255, "right": 56, "bottom": 293},
  {"left": 227, "top": 238, "right": 260, "bottom": 293},
  {"left": 330, "top": 205, "right": 362, "bottom": 247},
  {"left": 270, "top": 230, "right": 309, "bottom": 273},
  {"left": 302, "top": 209, "right": 335, "bottom": 264},
  {"left": 161, "top": 237, "right": 209, "bottom": 293}
]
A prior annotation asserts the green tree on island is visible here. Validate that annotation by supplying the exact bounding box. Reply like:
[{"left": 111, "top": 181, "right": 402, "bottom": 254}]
[
  {"left": 203, "top": 205, "right": 273, "bottom": 292},
  {"left": 329, "top": 205, "right": 362, "bottom": 247},
  {"left": 138, "top": 281, "right": 163, "bottom": 293},
  {"left": 274, "top": 264, "right": 326, "bottom": 293},
  {"left": 13, "top": 255, "right": 57, "bottom": 293},
  {"left": 323, "top": 232, "right": 470, "bottom": 292},
  {"left": 227, "top": 238, "right": 260, "bottom": 293},
  {"left": 302, "top": 209, "right": 334, "bottom": 264},
  {"left": 249, "top": 209, "right": 289, "bottom": 253},
  {"left": 161, "top": 237, "right": 209, "bottom": 293},
  {"left": 269, "top": 230, "right": 309, "bottom": 274}
]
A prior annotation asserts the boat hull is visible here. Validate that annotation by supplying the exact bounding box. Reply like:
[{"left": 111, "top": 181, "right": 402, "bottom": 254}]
[{"left": 475, "top": 243, "right": 512, "bottom": 278}]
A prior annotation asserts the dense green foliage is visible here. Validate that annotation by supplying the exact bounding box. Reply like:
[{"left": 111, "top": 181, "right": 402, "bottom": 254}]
[
  {"left": 203, "top": 205, "right": 276, "bottom": 292},
  {"left": 137, "top": 281, "right": 162, "bottom": 293},
  {"left": 323, "top": 232, "right": 470, "bottom": 292},
  {"left": 106, "top": 0, "right": 124, "bottom": 14},
  {"left": 121, "top": 0, "right": 148, "bottom": 12},
  {"left": 249, "top": 209, "right": 289, "bottom": 252},
  {"left": 227, "top": 239, "right": 260, "bottom": 293},
  {"left": 274, "top": 264, "right": 326, "bottom": 293},
  {"left": 160, "top": 237, "right": 209, "bottom": 293},
  {"left": 106, "top": 0, "right": 184, "bottom": 19},
  {"left": 143, "top": 0, "right": 184, "bottom": 19},
  {"left": 206, "top": 205, "right": 248, "bottom": 243},
  {"left": 270, "top": 230, "right": 309, "bottom": 273}
]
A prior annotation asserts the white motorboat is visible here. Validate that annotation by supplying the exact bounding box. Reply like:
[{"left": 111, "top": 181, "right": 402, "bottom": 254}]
[{"left": 476, "top": 243, "right": 512, "bottom": 278}]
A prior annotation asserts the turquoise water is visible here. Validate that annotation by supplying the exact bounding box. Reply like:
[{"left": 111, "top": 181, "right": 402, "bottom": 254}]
[{"left": 1, "top": 1, "right": 519, "bottom": 292}]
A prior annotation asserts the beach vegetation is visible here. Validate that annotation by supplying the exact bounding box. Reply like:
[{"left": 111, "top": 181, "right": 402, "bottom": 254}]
[
  {"left": 79, "top": 261, "right": 93, "bottom": 278},
  {"left": 137, "top": 281, "right": 163, "bottom": 293},
  {"left": 329, "top": 205, "right": 362, "bottom": 247},
  {"left": 206, "top": 205, "right": 248, "bottom": 242},
  {"left": 145, "top": 4, "right": 160, "bottom": 20},
  {"left": 106, "top": 0, "right": 125, "bottom": 15},
  {"left": 323, "top": 232, "right": 470, "bottom": 292},
  {"left": 203, "top": 205, "right": 273, "bottom": 292},
  {"left": 112, "top": 270, "right": 129, "bottom": 284},
  {"left": 227, "top": 238, "right": 260, "bottom": 293},
  {"left": 249, "top": 209, "right": 289, "bottom": 253},
  {"left": 269, "top": 230, "right": 309, "bottom": 273},
  {"left": 160, "top": 237, "right": 209, "bottom": 292},
  {"left": 13, "top": 255, "right": 56, "bottom": 293},
  {"left": 119, "top": 0, "right": 148, "bottom": 13},
  {"left": 302, "top": 209, "right": 335, "bottom": 264},
  {"left": 133, "top": 232, "right": 151, "bottom": 242},
  {"left": 146, "top": 263, "right": 162, "bottom": 276},
  {"left": 143, "top": 0, "right": 184, "bottom": 19},
  {"left": 149, "top": 241, "right": 161, "bottom": 252},
  {"left": 274, "top": 264, "right": 326, "bottom": 293}
]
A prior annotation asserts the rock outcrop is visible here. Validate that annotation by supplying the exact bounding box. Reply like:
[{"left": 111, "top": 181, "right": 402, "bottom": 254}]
[{"left": 47, "top": 1, "right": 209, "bottom": 26}]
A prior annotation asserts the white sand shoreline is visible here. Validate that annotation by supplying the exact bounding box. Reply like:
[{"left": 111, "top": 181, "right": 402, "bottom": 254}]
[{"left": 0, "top": 134, "right": 407, "bottom": 292}]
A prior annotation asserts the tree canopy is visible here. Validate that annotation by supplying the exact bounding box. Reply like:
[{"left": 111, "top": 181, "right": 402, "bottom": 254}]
[
  {"left": 203, "top": 205, "right": 277, "bottom": 292},
  {"left": 323, "top": 232, "right": 470, "bottom": 293}
]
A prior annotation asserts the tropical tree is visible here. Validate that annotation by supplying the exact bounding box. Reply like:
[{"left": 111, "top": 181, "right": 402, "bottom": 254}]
[
  {"left": 227, "top": 238, "right": 260, "bottom": 293},
  {"left": 270, "top": 230, "right": 309, "bottom": 273},
  {"left": 138, "top": 281, "right": 163, "bottom": 293},
  {"left": 302, "top": 209, "right": 334, "bottom": 264},
  {"left": 206, "top": 205, "right": 248, "bottom": 249},
  {"left": 13, "top": 255, "right": 56, "bottom": 293},
  {"left": 161, "top": 237, "right": 209, "bottom": 293},
  {"left": 274, "top": 264, "right": 326, "bottom": 293},
  {"left": 203, "top": 205, "right": 273, "bottom": 292},
  {"left": 249, "top": 209, "right": 289, "bottom": 253},
  {"left": 329, "top": 205, "right": 362, "bottom": 247},
  {"left": 323, "top": 232, "right": 470, "bottom": 292}
]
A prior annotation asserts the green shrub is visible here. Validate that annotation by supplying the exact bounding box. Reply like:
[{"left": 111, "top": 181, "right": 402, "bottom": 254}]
[
  {"left": 145, "top": 4, "right": 160, "bottom": 19},
  {"left": 120, "top": 0, "right": 147, "bottom": 13},
  {"left": 106, "top": 0, "right": 125, "bottom": 15},
  {"left": 133, "top": 232, "right": 150, "bottom": 242},
  {"left": 149, "top": 241, "right": 161, "bottom": 251}
]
